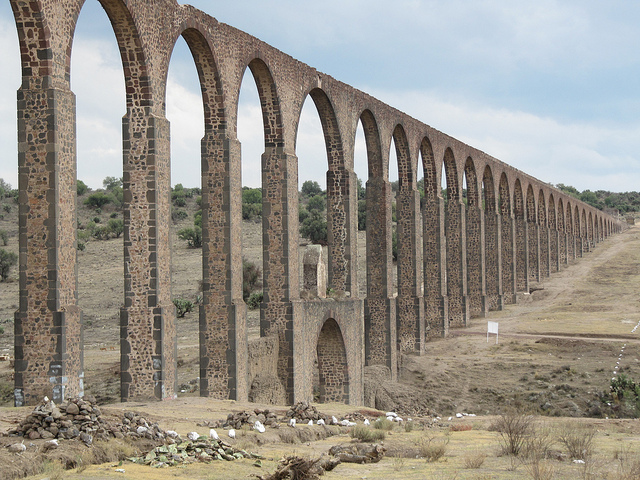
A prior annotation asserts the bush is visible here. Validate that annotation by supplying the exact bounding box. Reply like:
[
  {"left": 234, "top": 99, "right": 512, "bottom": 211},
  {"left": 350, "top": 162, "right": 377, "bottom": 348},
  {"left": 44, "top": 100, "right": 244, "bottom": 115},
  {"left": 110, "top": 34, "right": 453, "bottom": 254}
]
[
  {"left": 84, "top": 192, "right": 112, "bottom": 209},
  {"left": 349, "top": 426, "right": 385, "bottom": 442},
  {"left": 108, "top": 218, "right": 124, "bottom": 238},
  {"left": 243, "top": 259, "right": 262, "bottom": 300},
  {"left": 358, "top": 199, "right": 366, "bottom": 230},
  {"left": 300, "top": 211, "right": 327, "bottom": 244},
  {"left": 178, "top": 226, "right": 202, "bottom": 248},
  {"left": 373, "top": 418, "right": 394, "bottom": 431},
  {"left": 172, "top": 210, "right": 188, "bottom": 222},
  {"left": 556, "top": 422, "right": 596, "bottom": 460},
  {"left": 77, "top": 241, "right": 85, "bottom": 251},
  {"left": 463, "top": 450, "right": 486, "bottom": 469},
  {"left": 307, "top": 194, "right": 325, "bottom": 213},
  {"left": 103, "top": 176, "right": 122, "bottom": 190},
  {"left": 247, "top": 292, "right": 263, "bottom": 310},
  {"left": 492, "top": 410, "right": 534, "bottom": 456},
  {"left": 0, "top": 249, "right": 17, "bottom": 281},
  {"left": 3, "top": 204, "right": 10, "bottom": 214},
  {"left": 77, "top": 180, "right": 89, "bottom": 196},
  {"left": 92, "top": 226, "right": 111, "bottom": 240},
  {"left": 173, "top": 298, "right": 194, "bottom": 318},
  {"left": 418, "top": 433, "right": 449, "bottom": 462},
  {"left": 110, "top": 212, "right": 118, "bottom": 219},
  {"left": 173, "top": 195, "right": 186, "bottom": 207},
  {"left": 242, "top": 202, "right": 262, "bottom": 221},
  {"left": 0, "top": 230, "right": 7, "bottom": 246},
  {"left": 93, "top": 216, "right": 101, "bottom": 224},
  {"left": 194, "top": 210, "right": 202, "bottom": 228}
]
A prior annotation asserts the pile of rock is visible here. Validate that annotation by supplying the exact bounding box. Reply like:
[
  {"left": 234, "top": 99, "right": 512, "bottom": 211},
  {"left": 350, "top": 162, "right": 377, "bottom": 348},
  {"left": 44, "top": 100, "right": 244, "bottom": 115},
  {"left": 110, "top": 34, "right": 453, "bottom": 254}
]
[
  {"left": 223, "top": 409, "right": 279, "bottom": 430},
  {"left": 130, "top": 435, "right": 261, "bottom": 467},
  {"left": 111, "top": 411, "right": 167, "bottom": 441},
  {"left": 9, "top": 396, "right": 108, "bottom": 445},
  {"left": 285, "top": 402, "right": 328, "bottom": 423}
]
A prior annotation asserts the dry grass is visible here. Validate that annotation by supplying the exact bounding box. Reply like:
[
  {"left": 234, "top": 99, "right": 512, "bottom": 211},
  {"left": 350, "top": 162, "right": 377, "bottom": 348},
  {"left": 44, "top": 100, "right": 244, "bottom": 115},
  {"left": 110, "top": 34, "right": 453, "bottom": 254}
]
[
  {"left": 418, "top": 432, "right": 450, "bottom": 462},
  {"left": 555, "top": 421, "right": 596, "bottom": 460},
  {"left": 350, "top": 425, "right": 386, "bottom": 442},
  {"left": 462, "top": 449, "right": 486, "bottom": 469}
]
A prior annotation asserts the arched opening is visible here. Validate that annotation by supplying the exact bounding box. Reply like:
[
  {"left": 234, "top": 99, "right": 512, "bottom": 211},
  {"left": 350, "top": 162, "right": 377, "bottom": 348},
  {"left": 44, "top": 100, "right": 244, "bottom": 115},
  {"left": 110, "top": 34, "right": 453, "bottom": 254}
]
[
  {"left": 464, "top": 157, "right": 483, "bottom": 318},
  {"left": 443, "top": 148, "right": 466, "bottom": 326},
  {"left": 483, "top": 166, "right": 501, "bottom": 311},
  {"left": 557, "top": 198, "right": 566, "bottom": 266},
  {"left": 548, "top": 194, "right": 558, "bottom": 272},
  {"left": 575, "top": 206, "right": 582, "bottom": 257},
  {"left": 566, "top": 201, "right": 574, "bottom": 260},
  {"left": 538, "top": 191, "right": 549, "bottom": 277},
  {"left": 499, "top": 173, "right": 515, "bottom": 303},
  {"left": 354, "top": 120, "right": 368, "bottom": 298},
  {"left": 514, "top": 179, "right": 527, "bottom": 293},
  {"left": 421, "top": 137, "right": 445, "bottom": 336},
  {"left": 316, "top": 318, "right": 349, "bottom": 404},
  {"left": 389, "top": 134, "right": 399, "bottom": 297},
  {"left": 526, "top": 184, "right": 539, "bottom": 282}
]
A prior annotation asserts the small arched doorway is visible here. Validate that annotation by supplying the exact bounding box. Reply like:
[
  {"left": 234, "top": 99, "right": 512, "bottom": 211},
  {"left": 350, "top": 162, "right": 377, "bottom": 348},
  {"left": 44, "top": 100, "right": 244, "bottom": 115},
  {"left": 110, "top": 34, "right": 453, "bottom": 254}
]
[{"left": 316, "top": 318, "right": 349, "bottom": 404}]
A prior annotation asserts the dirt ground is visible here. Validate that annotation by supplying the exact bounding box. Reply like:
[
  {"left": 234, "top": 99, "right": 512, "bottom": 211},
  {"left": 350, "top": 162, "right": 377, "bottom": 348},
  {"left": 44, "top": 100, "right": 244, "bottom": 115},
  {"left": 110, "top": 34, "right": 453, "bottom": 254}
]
[{"left": 1, "top": 195, "right": 640, "bottom": 479}]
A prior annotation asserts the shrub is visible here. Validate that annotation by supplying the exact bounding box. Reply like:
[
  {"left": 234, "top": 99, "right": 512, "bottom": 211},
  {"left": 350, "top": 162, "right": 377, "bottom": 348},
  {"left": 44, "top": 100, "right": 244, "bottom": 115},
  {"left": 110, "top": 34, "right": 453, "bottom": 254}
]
[
  {"left": 3, "top": 204, "right": 10, "bottom": 214},
  {"left": 173, "top": 196, "right": 186, "bottom": 207},
  {"left": 463, "top": 450, "right": 486, "bottom": 469},
  {"left": 298, "top": 205, "right": 309, "bottom": 223},
  {"left": 84, "top": 192, "right": 112, "bottom": 209},
  {"left": 492, "top": 410, "right": 534, "bottom": 456},
  {"left": 173, "top": 298, "right": 194, "bottom": 318},
  {"left": 178, "top": 226, "right": 202, "bottom": 248},
  {"left": 300, "top": 211, "right": 327, "bottom": 244},
  {"left": 301, "top": 180, "right": 323, "bottom": 197},
  {"left": 242, "top": 202, "right": 262, "bottom": 221},
  {"left": 108, "top": 218, "right": 124, "bottom": 238},
  {"left": 418, "top": 433, "right": 449, "bottom": 462},
  {"left": 307, "top": 194, "right": 325, "bottom": 213},
  {"left": 373, "top": 418, "right": 394, "bottom": 431},
  {"left": 0, "top": 249, "right": 17, "bottom": 281},
  {"left": 110, "top": 212, "right": 118, "bottom": 219},
  {"left": 194, "top": 210, "right": 202, "bottom": 228},
  {"left": 102, "top": 176, "right": 122, "bottom": 190},
  {"left": 77, "top": 241, "right": 86, "bottom": 252},
  {"left": 0, "top": 230, "right": 7, "bottom": 246},
  {"left": 92, "top": 226, "right": 111, "bottom": 240},
  {"left": 358, "top": 199, "right": 366, "bottom": 230},
  {"left": 93, "top": 216, "right": 101, "bottom": 224},
  {"left": 172, "top": 210, "right": 188, "bottom": 222},
  {"left": 450, "top": 423, "right": 472, "bottom": 432},
  {"left": 350, "top": 425, "right": 385, "bottom": 442},
  {"left": 77, "top": 180, "right": 89, "bottom": 196},
  {"left": 556, "top": 422, "right": 596, "bottom": 460},
  {"left": 243, "top": 259, "right": 262, "bottom": 300},
  {"left": 247, "top": 292, "right": 263, "bottom": 310}
]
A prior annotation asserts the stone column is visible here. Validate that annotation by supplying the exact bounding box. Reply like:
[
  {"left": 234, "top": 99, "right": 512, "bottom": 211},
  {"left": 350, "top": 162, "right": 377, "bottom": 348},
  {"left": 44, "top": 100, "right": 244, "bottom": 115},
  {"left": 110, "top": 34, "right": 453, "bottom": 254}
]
[
  {"left": 484, "top": 210, "right": 503, "bottom": 311},
  {"left": 515, "top": 216, "right": 529, "bottom": 293},
  {"left": 539, "top": 223, "right": 550, "bottom": 277},
  {"left": 364, "top": 177, "right": 396, "bottom": 378},
  {"left": 199, "top": 135, "right": 247, "bottom": 401},
  {"left": 466, "top": 204, "right": 487, "bottom": 317},
  {"left": 549, "top": 228, "right": 560, "bottom": 273},
  {"left": 559, "top": 229, "right": 567, "bottom": 266},
  {"left": 446, "top": 200, "right": 469, "bottom": 327},
  {"left": 396, "top": 188, "right": 424, "bottom": 355},
  {"left": 528, "top": 220, "right": 540, "bottom": 283},
  {"left": 14, "top": 85, "right": 84, "bottom": 406},
  {"left": 259, "top": 147, "right": 301, "bottom": 404},
  {"left": 326, "top": 167, "right": 357, "bottom": 295},
  {"left": 501, "top": 213, "right": 517, "bottom": 304},
  {"left": 423, "top": 197, "right": 448, "bottom": 337},
  {"left": 120, "top": 113, "right": 177, "bottom": 401}
]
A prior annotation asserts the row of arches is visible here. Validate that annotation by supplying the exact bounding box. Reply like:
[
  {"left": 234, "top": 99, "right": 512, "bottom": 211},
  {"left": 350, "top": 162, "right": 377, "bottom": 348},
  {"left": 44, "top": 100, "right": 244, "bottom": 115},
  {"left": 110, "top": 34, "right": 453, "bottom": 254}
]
[{"left": 10, "top": 0, "right": 622, "bottom": 406}]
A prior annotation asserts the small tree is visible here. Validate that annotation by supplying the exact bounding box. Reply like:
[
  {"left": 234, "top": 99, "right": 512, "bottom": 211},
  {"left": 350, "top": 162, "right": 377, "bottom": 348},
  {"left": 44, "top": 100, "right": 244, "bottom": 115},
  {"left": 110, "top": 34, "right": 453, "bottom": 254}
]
[
  {"left": 178, "top": 226, "right": 202, "bottom": 248},
  {"left": 0, "top": 249, "right": 17, "bottom": 281},
  {"left": 307, "top": 194, "right": 326, "bottom": 213},
  {"left": 84, "top": 192, "right": 112, "bottom": 209},
  {"left": 108, "top": 218, "right": 124, "bottom": 238},
  {"left": 301, "top": 180, "right": 323, "bottom": 197},
  {"left": 173, "top": 298, "right": 194, "bottom": 318},
  {"left": 243, "top": 259, "right": 262, "bottom": 300},
  {"left": 300, "top": 210, "right": 327, "bottom": 244},
  {"left": 103, "top": 176, "right": 122, "bottom": 191},
  {"left": 77, "top": 180, "right": 89, "bottom": 196}
]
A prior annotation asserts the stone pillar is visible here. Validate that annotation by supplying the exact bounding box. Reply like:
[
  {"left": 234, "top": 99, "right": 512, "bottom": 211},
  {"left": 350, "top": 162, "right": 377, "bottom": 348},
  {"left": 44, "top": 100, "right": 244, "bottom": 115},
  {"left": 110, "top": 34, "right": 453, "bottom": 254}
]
[
  {"left": 528, "top": 221, "right": 540, "bottom": 283},
  {"left": 484, "top": 210, "right": 503, "bottom": 311},
  {"left": 466, "top": 204, "right": 487, "bottom": 317},
  {"left": 120, "top": 113, "right": 176, "bottom": 402},
  {"left": 396, "top": 189, "right": 424, "bottom": 355},
  {"left": 559, "top": 229, "right": 567, "bottom": 266},
  {"left": 259, "top": 147, "right": 300, "bottom": 403},
  {"left": 14, "top": 85, "right": 84, "bottom": 406},
  {"left": 199, "top": 135, "right": 247, "bottom": 401},
  {"left": 446, "top": 200, "right": 469, "bottom": 327},
  {"left": 549, "top": 228, "right": 560, "bottom": 273},
  {"left": 515, "top": 216, "right": 529, "bottom": 293},
  {"left": 364, "top": 177, "right": 396, "bottom": 378},
  {"left": 326, "top": 167, "right": 357, "bottom": 295},
  {"left": 539, "top": 223, "right": 550, "bottom": 277},
  {"left": 424, "top": 197, "right": 448, "bottom": 337},
  {"left": 303, "top": 245, "right": 327, "bottom": 297},
  {"left": 501, "top": 214, "right": 517, "bottom": 304},
  {"left": 567, "top": 231, "right": 575, "bottom": 261}
]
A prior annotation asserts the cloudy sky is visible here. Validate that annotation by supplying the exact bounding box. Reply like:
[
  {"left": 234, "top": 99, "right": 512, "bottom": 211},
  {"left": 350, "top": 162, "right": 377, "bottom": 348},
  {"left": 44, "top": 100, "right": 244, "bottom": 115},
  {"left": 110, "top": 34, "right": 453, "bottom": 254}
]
[{"left": 0, "top": 1, "right": 639, "bottom": 192}]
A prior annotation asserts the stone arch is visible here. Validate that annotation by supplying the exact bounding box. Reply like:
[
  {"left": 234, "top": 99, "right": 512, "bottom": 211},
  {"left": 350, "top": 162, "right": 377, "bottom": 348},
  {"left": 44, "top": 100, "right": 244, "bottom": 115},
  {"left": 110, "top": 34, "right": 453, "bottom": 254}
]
[
  {"left": 464, "top": 157, "right": 484, "bottom": 317},
  {"left": 557, "top": 198, "right": 567, "bottom": 266},
  {"left": 581, "top": 209, "right": 588, "bottom": 252},
  {"left": 316, "top": 318, "right": 350, "bottom": 404},
  {"left": 499, "top": 173, "right": 515, "bottom": 303},
  {"left": 538, "top": 190, "right": 549, "bottom": 277},
  {"left": 526, "top": 184, "right": 539, "bottom": 282},
  {"left": 566, "top": 201, "right": 575, "bottom": 260},
  {"left": 443, "top": 148, "right": 467, "bottom": 326},
  {"left": 301, "top": 88, "right": 352, "bottom": 293},
  {"left": 548, "top": 194, "right": 558, "bottom": 272},
  {"left": 483, "top": 166, "right": 501, "bottom": 310},
  {"left": 360, "top": 110, "right": 383, "bottom": 180},
  {"left": 247, "top": 58, "right": 285, "bottom": 148},
  {"left": 514, "top": 179, "right": 528, "bottom": 292},
  {"left": 422, "top": 137, "right": 446, "bottom": 337},
  {"left": 588, "top": 212, "right": 594, "bottom": 247},
  {"left": 393, "top": 124, "right": 422, "bottom": 354}
]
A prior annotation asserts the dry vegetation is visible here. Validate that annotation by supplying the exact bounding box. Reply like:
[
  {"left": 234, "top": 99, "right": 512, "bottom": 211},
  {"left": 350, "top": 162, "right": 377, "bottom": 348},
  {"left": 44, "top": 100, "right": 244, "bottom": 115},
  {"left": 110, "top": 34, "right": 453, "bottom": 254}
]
[{"left": 0, "top": 191, "right": 640, "bottom": 478}]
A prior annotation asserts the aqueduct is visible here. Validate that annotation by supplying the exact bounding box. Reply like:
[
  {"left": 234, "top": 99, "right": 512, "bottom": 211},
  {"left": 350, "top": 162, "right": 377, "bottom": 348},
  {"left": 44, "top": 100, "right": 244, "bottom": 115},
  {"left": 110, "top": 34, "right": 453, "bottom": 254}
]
[{"left": 10, "top": 0, "right": 624, "bottom": 407}]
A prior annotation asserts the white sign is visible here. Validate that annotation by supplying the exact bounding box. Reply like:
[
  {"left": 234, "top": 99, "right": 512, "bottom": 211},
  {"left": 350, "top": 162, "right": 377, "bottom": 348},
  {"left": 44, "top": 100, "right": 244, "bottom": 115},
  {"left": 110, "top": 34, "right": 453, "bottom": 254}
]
[{"left": 487, "top": 321, "right": 499, "bottom": 344}]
